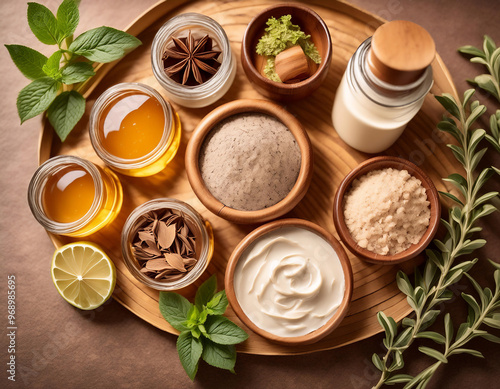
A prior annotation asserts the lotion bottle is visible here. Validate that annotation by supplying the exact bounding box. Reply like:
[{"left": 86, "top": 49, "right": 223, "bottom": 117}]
[{"left": 332, "top": 21, "right": 436, "bottom": 153}]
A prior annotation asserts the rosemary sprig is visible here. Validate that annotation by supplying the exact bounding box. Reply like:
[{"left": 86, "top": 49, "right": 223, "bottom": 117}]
[
  {"left": 404, "top": 260, "right": 500, "bottom": 388},
  {"left": 371, "top": 90, "right": 499, "bottom": 388},
  {"left": 458, "top": 35, "right": 500, "bottom": 103}
]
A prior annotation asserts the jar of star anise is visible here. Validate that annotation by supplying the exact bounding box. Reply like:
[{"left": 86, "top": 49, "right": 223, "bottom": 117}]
[{"left": 151, "top": 13, "right": 236, "bottom": 108}]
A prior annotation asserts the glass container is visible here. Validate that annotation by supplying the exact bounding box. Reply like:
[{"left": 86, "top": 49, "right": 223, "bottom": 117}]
[
  {"left": 151, "top": 13, "right": 236, "bottom": 108},
  {"left": 28, "top": 155, "right": 123, "bottom": 237},
  {"left": 89, "top": 82, "right": 181, "bottom": 177},
  {"left": 121, "top": 198, "right": 214, "bottom": 291},
  {"left": 332, "top": 37, "right": 434, "bottom": 153}
]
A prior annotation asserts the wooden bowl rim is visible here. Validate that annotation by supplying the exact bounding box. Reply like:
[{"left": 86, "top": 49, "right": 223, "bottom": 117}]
[
  {"left": 185, "top": 99, "right": 313, "bottom": 224},
  {"left": 224, "top": 218, "right": 354, "bottom": 345},
  {"left": 241, "top": 3, "right": 332, "bottom": 91},
  {"left": 333, "top": 156, "right": 441, "bottom": 264}
]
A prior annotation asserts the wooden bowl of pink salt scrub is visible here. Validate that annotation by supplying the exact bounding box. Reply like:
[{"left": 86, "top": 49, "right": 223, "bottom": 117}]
[
  {"left": 185, "top": 99, "right": 313, "bottom": 224},
  {"left": 333, "top": 156, "right": 440, "bottom": 264}
]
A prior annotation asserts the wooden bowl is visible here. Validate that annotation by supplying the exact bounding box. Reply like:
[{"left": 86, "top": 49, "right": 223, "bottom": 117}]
[
  {"left": 333, "top": 156, "right": 441, "bottom": 264},
  {"left": 185, "top": 99, "right": 313, "bottom": 224},
  {"left": 225, "top": 218, "right": 353, "bottom": 345},
  {"left": 241, "top": 4, "right": 332, "bottom": 101}
]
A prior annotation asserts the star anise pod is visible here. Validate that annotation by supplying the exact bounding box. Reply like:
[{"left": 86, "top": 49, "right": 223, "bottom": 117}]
[{"left": 162, "top": 30, "right": 221, "bottom": 85}]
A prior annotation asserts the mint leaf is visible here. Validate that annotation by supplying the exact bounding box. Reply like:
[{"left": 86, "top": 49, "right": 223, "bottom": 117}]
[
  {"left": 205, "top": 316, "right": 248, "bottom": 345},
  {"left": 47, "top": 90, "right": 85, "bottom": 141},
  {"left": 43, "top": 51, "right": 62, "bottom": 78},
  {"left": 202, "top": 340, "right": 236, "bottom": 372},
  {"left": 185, "top": 305, "right": 201, "bottom": 328},
  {"left": 61, "top": 62, "right": 95, "bottom": 84},
  {"left": 56, "top": 0, "right": 79, "bottom": 40},
  {"left": 206, "top": 290, "right": 228, "bottom": 316},
  {"left": 17, "top": 77, "right": 59, "bottom": 123},
  {"left": 195, "top": 274, "right": 217, "bottom": 310},
  {"left": 176, "top": 331, "right": 202, "bottom": 381},
  {"left": 159, "top": 292, "right": 191, "bottom": 332},
  {"left": 27, "top": 2, "right": 61, "bottom": 45},
  {"left": 5, "top": 44, "right": 48, "bottom": 80},
  {"left": 68, "top": 26, "right": 141, "bottom": 63}
]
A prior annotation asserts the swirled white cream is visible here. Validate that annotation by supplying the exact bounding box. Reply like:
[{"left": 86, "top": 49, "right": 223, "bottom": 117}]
[{"left": 233, "top": 226, "right": 346, "bottom": 337}]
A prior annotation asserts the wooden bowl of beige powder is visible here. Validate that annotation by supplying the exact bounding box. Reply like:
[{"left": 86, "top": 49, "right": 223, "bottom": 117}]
[
  {"left": 333, "top": 156, "right": 440, "bottom": 264},
  {"left": 185, "top": 99, "right": 313, "bottom": 224}
]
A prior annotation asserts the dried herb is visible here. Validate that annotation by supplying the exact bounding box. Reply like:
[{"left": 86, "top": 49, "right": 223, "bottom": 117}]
[
  {"left": 163, "top": 30, "right": 221, "bottom": 85},
  {"left": 132, "top": 209, "right": 198, "bottom": 282}
]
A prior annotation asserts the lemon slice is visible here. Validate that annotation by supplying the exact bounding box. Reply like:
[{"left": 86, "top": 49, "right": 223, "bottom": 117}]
[{"left": 51, "top": 242, "right": 116, "bottom": 310}]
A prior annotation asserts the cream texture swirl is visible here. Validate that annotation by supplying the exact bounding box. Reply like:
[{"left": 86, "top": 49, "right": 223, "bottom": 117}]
[{"left": 233, "top": 227, "right": 346, "bottom": 337}]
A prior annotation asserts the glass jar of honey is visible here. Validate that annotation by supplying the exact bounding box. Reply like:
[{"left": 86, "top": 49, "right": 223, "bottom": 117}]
[
  {"left": 89, "top": 83, "right": 181, "bottom": 177},
  {"left": 28, "top": 155, "right": 123, "bottom": 237}
]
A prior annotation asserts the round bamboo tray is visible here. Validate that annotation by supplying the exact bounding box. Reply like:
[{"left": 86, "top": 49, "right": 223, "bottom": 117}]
[{"left": 38, "top": 0, "right": 459, "bottom": 355}]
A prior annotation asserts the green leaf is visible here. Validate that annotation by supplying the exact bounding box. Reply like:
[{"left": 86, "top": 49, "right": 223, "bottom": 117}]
[
  {"left": 402, "top": 317, "right": 415, "bottom": 328},
  {"left": 474, "top": 204, "right": 497, "bottom": 220},
  {"left": 459, "top": 239, "right": 486, "bottom": 255},
  {"left": 451, "top": 348, "right": 484, "bottom": 358},
  {"left": 47, "top": 90, "right": 85, "bottom": 141},
  {"left": 473, "top": 74, "right": 500, "bottom": 101},
  {"left": 204, "top": 316, "right": 248, "bottom": 345},
  {"left": 387, "top": 350, "right": 404, "bottom": 372},
  {"left": 176, "top": 331, "right": 202, "bottom": 381},
  {"left": 458, "top": 45, "right": 485, "bottom": 58},
  {"left": 483, "top": 316, "right": 500, "bottom": 329},
  {"left": 377, "top": 312, "right": 397, "bottom": 345},
  {"left": 69, "top": 26, "right": 141, "bottom": 63},
  {"left": 466, "top": 107, "right": 487, "bottom": 131},
  {"left": 480, "top": 333, "right": 500, "bottom": 343},
  {"left": 195, "top": 274, "right": 217, "bottom": 311},
  {"left": 418, "top": 346, "right": 448, "bottom": 363},
  {"left": 443, "top": 173, "right": 467, "bottom": 197},
  {"left": 464, "top": 273, "right": 487, "bottom": 308},
  {"left": 439, "top": 191, "right": 463, "bottom": 206},
  {"left": 483, "top": 35, "right": 496, "bottom": 57},
  {"left": 462, "top": 293, "right": 481, "bottom": 319},
  {"left": 5, "top": 44, "right": 48, "bottom": 80},
  {"left": 455, "top": 323, "right": 470, "bottom": 342},
  {"left": 437, "top": 120, "right": 461, "bottom": 142},
  {"left": 473, "top": 191, "right": 499, "bottom": 208},
  {"left": 489, "top": 259, "right": 500, "bottom": 271},
  {"left": 444, "top": 313, "right": 453, "bottom": 346},
  {"left": 206, "top": 290, "right": 229, "bottom": 316},
  {"left": 450, "top": 259, "right": 477, "bottom": 274},
  {"left": 447, "top": 144, "right": 466, "bottom": 166},
  {"left": 426, "top": 249, "right": 444, "bottom": 269},
  {"left": 416, "top": 331, "right": 446, "bottom": 344},
  {"left": 436, "top": 94, "right": 461, "bottom": 119},
  {"left": 185, "top": 305, "right": 201, "bottom": 327},
  {"left": 421, "top": 310, "right": 440, "bottom": 329},
  {"left": 57, "top": 0, "right": 80, "bottom": 40},
  {"left": 202, "top": 340, "right": 236, "bottom": 372},
  {"left": 384, "top": 374, "right": 413, "bottom": 385},
  {"left": 27, "top": 2, "right": 61, "bottom": 45},
  {"left": 371, "top": 353, "right": 384, "bottom": 371},
  {"left": 159, "top": 292, "right": 192, "bottom": 332},
  {"left": 396, "top": 271, "right": 414, "bottom": 297},
  {"left": 470, "top": 147, "right": 489, "bottom": 171},
  {"left": 60, "top": 62, "right": 95, "bottom": 84},
  {"left": 462, "top": 89, "right": 476, "bottom": 106},
  {"left": 42, "top": 50, "right": 62, "bottom": 78},
  {"left": 394, "top": 327, "right": 413, "bottom": 348},
  {"left": 17, "top": 77, "right": 59, "bottom": 123}
]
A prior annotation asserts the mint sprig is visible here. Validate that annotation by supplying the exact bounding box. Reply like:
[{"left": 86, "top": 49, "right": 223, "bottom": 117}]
[
  {"left": 159, "top": 275, "right": 248, "bottom": 380},
  {"left": 5, "top": 0, "right": 141, "bottom": 141}
]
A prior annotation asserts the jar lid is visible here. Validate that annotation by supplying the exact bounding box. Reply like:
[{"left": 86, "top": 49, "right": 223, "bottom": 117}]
[{"left": 368, "top": 20, "right": 435, "bottom": 85}]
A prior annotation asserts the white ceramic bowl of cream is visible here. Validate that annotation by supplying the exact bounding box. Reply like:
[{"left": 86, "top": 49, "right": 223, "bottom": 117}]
[{"left": 225, "top": 218, "right": 353, "bottom": 345}]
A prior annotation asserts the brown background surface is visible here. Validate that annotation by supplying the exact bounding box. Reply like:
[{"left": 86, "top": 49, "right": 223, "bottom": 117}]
[{"left": 1, "top": 0, "right": 499, "bottom": 388}]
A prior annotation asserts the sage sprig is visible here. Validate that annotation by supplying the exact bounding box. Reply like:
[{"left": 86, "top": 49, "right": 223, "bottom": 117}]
[
  {"left": 403, "top": 260, "right": 500, "bottom": 388},
  {"left": 371, "top": 89, "right": 499, "bottom": 388},
  {"left": 159, "top": 275, "right": 248, "bottom": 380},
  {"left": 5, "top": 0, "right": 141, "bottom": 141},
  {"left": 458, "top": 35, "right": 500, "bottom": 103}
]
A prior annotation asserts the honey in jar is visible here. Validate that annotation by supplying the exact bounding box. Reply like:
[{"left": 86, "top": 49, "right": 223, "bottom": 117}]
[
  {"left": 28, "top": 156, "right": 123, "bottom": 237},
  {"left": 90, "top": 83, "right": 181, "bottom": 177}
]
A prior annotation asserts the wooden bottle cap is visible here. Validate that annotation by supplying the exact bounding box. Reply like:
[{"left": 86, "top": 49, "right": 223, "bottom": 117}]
[{"left": 368, "top": 20, "right": 436, "bottom": 85}]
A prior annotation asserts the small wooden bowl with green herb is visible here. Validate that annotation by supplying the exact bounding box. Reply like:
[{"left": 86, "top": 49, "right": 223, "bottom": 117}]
[
  {"left": 241, "top": 4, "right": 332, "bottom": 101},
  {"left": 185, "top": 99, "right": 313, "bottom": 224}
]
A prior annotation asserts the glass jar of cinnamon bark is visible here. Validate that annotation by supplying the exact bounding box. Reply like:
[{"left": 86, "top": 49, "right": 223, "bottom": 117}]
[
  {"left": 121, "top": 198, "right": 214, "bottom": 290},
  {"left": 151, "top": 13, "right": 236, "bottom": 108}
]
